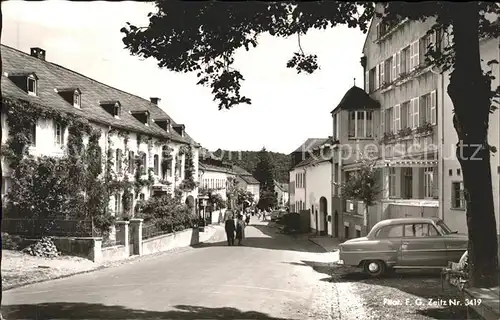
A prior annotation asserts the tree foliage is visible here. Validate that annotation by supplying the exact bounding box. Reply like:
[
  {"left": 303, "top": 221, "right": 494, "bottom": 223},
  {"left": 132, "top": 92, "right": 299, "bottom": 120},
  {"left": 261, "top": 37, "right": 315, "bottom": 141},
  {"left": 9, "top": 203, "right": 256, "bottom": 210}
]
[
  {"left": 211, "top": 149, "right": 290, "bottom": 182},
  {"left": 253, "top": 148, "right": 278, "bottom": 209},
  {"left": 341, "top": 157, "right": 379, "bottom": 208},
  {"left": 122, "top": 1, "right": 500, "bottom": 287}
]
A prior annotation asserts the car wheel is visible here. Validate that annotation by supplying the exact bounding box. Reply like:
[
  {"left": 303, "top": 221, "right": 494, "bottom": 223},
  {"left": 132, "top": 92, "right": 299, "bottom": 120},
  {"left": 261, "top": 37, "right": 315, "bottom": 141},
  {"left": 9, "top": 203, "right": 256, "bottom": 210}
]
[{"left": 363, "top": 260, "right": 386, "bottom": 277}]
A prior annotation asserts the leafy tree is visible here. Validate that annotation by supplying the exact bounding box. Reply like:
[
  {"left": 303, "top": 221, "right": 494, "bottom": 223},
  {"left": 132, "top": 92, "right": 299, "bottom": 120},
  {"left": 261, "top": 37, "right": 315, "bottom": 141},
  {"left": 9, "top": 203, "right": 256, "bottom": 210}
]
[
  {"left": 341, "top": 155, "right": 379, "bottom": 234},
  {"left": 212, "top": 149, "right": 290, "bottom": 182},
  {"left": 253, "top": 148, "right": 278, "bottom": 209},
  {"left": 122, "top": 1, "right": 499, "bottom": 287}
]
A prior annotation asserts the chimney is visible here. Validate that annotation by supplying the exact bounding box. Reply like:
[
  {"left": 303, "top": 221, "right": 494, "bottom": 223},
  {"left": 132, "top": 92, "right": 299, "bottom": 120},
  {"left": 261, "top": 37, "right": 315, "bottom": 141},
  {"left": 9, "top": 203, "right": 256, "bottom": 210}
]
[
  {"left": 30, "top": 47, "right": 46, "bottom": 61},
  {"left": 150, "top": 97, "right": 161, "bottom": 105}
]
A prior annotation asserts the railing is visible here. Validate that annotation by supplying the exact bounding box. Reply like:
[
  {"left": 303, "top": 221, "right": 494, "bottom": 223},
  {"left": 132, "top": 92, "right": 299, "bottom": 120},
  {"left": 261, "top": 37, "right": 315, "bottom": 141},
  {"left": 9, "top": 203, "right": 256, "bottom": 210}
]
[
  {"left": 142, "top": 223, "right": 173, "bottom": 240},
  {"left": 1, "top": 218, "right": 94, "bottom": 238}
]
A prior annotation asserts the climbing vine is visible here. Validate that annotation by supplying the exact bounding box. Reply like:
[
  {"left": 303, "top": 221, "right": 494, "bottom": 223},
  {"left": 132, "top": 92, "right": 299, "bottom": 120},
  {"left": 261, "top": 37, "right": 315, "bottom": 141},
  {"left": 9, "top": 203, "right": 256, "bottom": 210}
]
[{"left": 178, "top": 145, "right": 197, "bottom": 192}]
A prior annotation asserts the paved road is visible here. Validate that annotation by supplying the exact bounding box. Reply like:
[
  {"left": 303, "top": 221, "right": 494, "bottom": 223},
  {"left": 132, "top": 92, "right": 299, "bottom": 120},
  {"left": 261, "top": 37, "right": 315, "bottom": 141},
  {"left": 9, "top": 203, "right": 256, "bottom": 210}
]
[{"left": 2, "top": 218, "right": 343, "bottom": 319}]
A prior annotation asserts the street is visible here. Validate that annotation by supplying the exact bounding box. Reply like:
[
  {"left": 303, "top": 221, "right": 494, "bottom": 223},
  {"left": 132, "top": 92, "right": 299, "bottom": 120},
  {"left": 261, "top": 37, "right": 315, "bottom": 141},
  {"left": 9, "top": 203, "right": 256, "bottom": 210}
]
[{"left": 2, "top": 218, "right": 354, "bottom": 320}]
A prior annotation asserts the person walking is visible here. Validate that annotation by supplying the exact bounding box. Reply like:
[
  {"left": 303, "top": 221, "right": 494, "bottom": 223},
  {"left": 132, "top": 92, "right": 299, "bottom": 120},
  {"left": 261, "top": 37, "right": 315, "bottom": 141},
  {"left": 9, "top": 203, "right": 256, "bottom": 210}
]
[
  {"left": 236, "top": 214, "right": 246, "bottom": 246},
  {"left": 245, "top": 213, "right": 250, "bottom": 226},
  {"left": 225, "top": 213, "right": 236, "bottom": 246}
]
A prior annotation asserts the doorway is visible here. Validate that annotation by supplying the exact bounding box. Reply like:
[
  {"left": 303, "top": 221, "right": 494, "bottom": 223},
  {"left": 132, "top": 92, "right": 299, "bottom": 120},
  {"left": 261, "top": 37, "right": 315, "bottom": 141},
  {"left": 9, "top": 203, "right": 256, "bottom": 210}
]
[
  {"left": 334, "top": 210, "right": 339, "bottom": 238},
  {"left": 319, "top": 197, "right": 328, "bottom": 236}
]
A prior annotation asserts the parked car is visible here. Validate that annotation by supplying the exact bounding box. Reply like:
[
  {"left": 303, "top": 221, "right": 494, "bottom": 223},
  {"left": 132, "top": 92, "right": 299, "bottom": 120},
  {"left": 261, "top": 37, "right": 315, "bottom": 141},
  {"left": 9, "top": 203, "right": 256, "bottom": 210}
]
[{"left": 338, "top": 217, "right": 468, "bottom": 276}]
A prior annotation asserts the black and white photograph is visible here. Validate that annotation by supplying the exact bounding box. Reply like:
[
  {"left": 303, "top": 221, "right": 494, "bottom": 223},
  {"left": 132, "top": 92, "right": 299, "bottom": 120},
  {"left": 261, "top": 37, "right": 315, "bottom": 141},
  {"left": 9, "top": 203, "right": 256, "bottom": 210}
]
[{"left": 0, "top": 1, "right": 499, "bottom": 319}]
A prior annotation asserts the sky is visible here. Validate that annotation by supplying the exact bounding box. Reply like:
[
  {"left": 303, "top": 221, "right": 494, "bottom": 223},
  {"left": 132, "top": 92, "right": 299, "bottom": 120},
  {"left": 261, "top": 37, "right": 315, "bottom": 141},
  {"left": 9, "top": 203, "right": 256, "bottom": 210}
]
[{"left": 1, "top": 1, "right": 366, "bottom": 154}]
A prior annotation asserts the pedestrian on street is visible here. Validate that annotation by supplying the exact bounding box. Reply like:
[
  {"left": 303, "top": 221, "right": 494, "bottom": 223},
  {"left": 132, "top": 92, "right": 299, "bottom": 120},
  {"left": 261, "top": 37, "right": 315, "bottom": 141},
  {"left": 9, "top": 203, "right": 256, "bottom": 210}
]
[
  {"left": 236, "top": 214, "right": 246, "bottom": 246},
  {"left": 225, "top": 213, "right": 236, "bottom": 246},
  {"left": 245, "top": 213, "right": 250, "bottom": 225}
]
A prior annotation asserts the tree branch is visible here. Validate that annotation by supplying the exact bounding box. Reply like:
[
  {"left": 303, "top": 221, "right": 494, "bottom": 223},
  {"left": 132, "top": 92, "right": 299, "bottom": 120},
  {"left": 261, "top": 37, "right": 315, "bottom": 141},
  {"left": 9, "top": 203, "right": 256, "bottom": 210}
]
[{"left": 297, "top": 33, "right": 305, "bottom": 55}]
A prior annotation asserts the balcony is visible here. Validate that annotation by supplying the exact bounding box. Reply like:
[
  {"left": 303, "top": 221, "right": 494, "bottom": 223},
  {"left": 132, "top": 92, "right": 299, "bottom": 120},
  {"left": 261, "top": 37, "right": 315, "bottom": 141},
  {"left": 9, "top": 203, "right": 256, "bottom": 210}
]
[{"left": 380, "top": 122, "right": 434, "bottom": 145}]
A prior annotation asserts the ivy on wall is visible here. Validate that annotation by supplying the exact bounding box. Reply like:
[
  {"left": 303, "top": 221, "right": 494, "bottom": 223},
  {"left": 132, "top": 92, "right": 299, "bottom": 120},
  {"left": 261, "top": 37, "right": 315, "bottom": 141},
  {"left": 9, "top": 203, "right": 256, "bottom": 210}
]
[{"left": 178, "top": 145, "right": 197, "bottom": 192}]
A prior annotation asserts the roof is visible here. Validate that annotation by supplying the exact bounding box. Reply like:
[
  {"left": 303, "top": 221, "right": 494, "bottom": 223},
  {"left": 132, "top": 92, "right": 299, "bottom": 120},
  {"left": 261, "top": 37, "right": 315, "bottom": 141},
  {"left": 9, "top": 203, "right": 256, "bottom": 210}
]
[
  {"left": 275, "top": 181, "right": 288, "bottom": 192},
  {"left": 198, "top": 162, "right": 236, "bottom": 175},
  {"left": 1, "top": 44, "right": 200, "bottom": 146},
  {"left": 331, "top": 86, "right": 380, "bottom": 113},
  {"left": 239, "top": 175, "right": 260, "bottom": 185},
  {"left": 291, "top": 138, "right": 329, "bottom": 154},
  {"left": 291, "top": 137, "right": 335, "bottom": 169},
  {"left": 232, "top": 165, "right": 251, "bottom": 176}
]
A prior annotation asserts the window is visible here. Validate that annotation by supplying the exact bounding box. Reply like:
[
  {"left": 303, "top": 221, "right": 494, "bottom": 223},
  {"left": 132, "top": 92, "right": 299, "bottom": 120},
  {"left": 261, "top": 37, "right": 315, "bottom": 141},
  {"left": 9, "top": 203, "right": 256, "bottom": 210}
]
[
  {"left": 74, "top": 92, "right": 81, "bottom": 108},
  {"left": 401, "top": 46, "right": 410, "bottom": 74},
  {"left": 385, "top": 57, "right": 393, "bottom": 83},
  {"left": 375, "top": 64, "right": 380, "bottom": 89},
  {"left": 153, "top": 154, "right": 159, "bottom": 176},
  {"left": 27, "top": 76, "right": 37, "bottom": 95},
  {"left": 365, "top": 71, "right": 369, "bottom": 93},
  {"left": 424, "top": 167, "right": 434, "bottom": 198},
  {"left": 116, "top": 149, "right": 122, "bottom": 172},
  {"left": 356, "top": 111, "right": 365, "bottom": 137},
  {"left": 349, "top": 110, "right": 373, "bottom": 138},
  {"left": 393, "top": 104, "right": 401, "bottom": 132},
  {"left": 410, "top": 40, "right": 420, "bottom": 70},
  {"left": 402, "top": 168, "right": 413, "bottom": 199},
  {"left": 385, "top": 107, "right": 394, "bottom": 133},
  {"left": 114, "top": 193, "right": 121, "bottom": 215},
  {"left": 113, "top": 105, "right": 120, "bottom": 118},
  {"left": 451, "top": 181, "right": 465, "bottom": 209},
  {"left": 420, "top": 94, "right": 430, "bottom": 125},
  {"left": 410, "top": 98, "right": 419, "bottom": 129},
  {"left": 376, "top": 224, "right": 404, "bottom": 238},
  {"left": 379, "top": 61, "right": 385, "bottom": 86},
  {"left": 141, "top": 153, "right": 147, "bottom": 175},
  {"left": 401, "top": 101, "right": 410, "bottom": 129},
  {"left": 139, "top": 193, "right": 145, "bottom": 201},
  {"left": 391, "top": 54, "right": 397, "bottom": 81},
  {"left": 128, "top": 151, "right": 135, "bottom": 174},
  {"left": 404, "top": 224, "right": 439, "bottom": 237},
  {"left": 389, "top": 167, "right": 397, "bottom": 197},
  {"left": 54, "top": 122, "right": 63, "bottom": 146},
  {"left": 369, "top": 67, "right": 376, "bottom": 92},
  {"left": 420, "top": 34, "right": 432, "bottom": 65},
  {"left": 29, "top": 122, "right": 36, "bottom": 146}
]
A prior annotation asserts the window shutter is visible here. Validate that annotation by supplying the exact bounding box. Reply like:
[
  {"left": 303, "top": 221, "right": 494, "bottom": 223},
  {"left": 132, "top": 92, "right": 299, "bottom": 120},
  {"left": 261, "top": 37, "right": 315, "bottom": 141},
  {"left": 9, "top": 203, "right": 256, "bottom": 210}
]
[
  {"left": 414, "top": 40, "right": 420, "bottom": 68},
  {"left": 392, "top": 54, "right": 397, "bottom": 81},
  {"left": 409, "top": 44, "right": 414, "bottom": 70},
  {"left": 430, "top": 90, "right": 437, "bottom": 125},
  {"left": 379, "top": 61, "right": 385, "bottom": 85},
  {"left": 394, "top": 104, "right": 401, "bottom": 131},
  {"left": 365, "top": 71, "right": 369, "bottom": 93},
  {"left": 375, "top": 64, "right": 379, "bottom": 89},
  {"left": 396, "top": 51, "right": 401, "bottom": 76},
  {"left": 411, "top": 98, "right": 419, "bottom": 129}
]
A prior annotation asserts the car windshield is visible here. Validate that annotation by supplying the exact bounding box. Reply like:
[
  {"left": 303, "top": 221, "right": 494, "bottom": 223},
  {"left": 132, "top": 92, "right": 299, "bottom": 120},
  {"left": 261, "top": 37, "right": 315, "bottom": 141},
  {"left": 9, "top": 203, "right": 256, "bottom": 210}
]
[{"left": 435, "top": 220, "right": 453, "bottom": 235}]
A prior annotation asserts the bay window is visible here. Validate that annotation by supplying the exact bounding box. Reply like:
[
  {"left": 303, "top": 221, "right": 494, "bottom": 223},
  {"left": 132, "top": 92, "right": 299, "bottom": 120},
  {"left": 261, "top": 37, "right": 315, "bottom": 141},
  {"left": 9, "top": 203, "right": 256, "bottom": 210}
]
[{"left": 348, "top": 110, "right": 374, "bottom": 138}]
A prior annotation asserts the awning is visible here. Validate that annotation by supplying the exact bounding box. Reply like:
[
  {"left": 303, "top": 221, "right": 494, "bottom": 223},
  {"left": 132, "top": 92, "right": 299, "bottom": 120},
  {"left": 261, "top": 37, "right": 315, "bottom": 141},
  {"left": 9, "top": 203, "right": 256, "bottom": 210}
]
[{"left": 343, "top": 159, "right": 438, "bottom": 171}]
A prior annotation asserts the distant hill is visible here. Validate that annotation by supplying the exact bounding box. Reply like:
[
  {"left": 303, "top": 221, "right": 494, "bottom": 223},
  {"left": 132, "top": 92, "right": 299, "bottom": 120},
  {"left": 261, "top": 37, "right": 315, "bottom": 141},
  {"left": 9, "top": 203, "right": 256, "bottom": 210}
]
[{"left": 212, "top": 149, "right": 291, "bottom": 183}]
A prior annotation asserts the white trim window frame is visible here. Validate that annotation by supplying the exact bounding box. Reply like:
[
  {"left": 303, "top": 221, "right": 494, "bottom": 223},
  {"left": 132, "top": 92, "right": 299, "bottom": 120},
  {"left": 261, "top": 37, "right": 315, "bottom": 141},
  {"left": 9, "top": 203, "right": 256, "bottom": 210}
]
[
  {"left": 379, "top": 61, "right": 385, "bottom": 86},
  {"left": 349, "top": 110, "right": 374, "bottom": 138},
  {"left": 54, "top": 121, "right": 64, "bottom": 147},
  {"left": 27, "top": 76, "right": 37, "bottom": 96},
  {"left": 73, "top": 92, "right": 81, "bottom": 108},
  {"left": 365, "top": 71, "right": 370, "bottom": 93},
  {"left": 389, "top": 167, "right": 397, "bottom": 198},
  {"left": 451, "top": 181, "right": 465, "bottom": 209},
  {"left": 374, "top": 64, "right": 380, "bottom": 89},
  {"left": 392, "top": 53, "right": 397, "bottom": 81}
]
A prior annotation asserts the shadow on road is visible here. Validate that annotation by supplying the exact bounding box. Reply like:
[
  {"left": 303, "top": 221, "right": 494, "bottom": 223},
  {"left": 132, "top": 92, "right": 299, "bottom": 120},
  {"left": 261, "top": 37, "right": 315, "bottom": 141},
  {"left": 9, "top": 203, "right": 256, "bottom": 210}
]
[
  {"left": 193, "top": 225, "right": 324, "bottom": 253},
  {"left": 1, "top": 303, "right": 289, "bottom": 319}
]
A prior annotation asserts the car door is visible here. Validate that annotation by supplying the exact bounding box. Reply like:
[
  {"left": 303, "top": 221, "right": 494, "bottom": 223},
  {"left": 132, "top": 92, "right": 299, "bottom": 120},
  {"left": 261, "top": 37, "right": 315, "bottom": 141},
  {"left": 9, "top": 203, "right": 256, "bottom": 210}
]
[
  {"left": 373, "top": 224, "right": 405, "bottom": 266},
  {"left": 400, "top": 223, "right": 447, "bottom": 267}
]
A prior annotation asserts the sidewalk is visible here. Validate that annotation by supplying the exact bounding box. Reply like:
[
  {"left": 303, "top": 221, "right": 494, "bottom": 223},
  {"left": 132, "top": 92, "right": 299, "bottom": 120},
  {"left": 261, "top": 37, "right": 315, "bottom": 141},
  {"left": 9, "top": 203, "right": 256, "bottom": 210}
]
[{"left": 308, "top": 236, "right": 340, "bottom": 252}]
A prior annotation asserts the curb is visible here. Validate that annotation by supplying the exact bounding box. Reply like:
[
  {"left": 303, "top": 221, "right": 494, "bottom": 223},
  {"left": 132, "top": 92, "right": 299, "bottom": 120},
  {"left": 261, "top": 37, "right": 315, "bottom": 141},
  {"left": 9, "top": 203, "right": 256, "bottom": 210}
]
[{"left": 4, "top": 227, "right": 220, "bottom": 291}]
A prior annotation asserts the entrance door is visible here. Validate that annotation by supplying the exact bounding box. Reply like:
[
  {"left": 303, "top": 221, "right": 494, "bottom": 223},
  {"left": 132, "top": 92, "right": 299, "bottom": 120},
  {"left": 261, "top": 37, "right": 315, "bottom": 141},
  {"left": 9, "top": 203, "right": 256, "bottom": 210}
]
[
  {"left": 319, "top": 197, "right": 328, "bottom": 236},
  {"left": 400, "top": 223, "right": 447, "bottom": 267}
]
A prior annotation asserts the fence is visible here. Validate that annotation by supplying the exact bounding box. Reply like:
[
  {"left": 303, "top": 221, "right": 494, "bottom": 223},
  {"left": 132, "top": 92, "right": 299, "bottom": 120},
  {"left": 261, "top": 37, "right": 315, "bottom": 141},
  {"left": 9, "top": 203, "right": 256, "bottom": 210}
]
[
  {"left": 142, "top": 223, "right": 173, "bottom": 240},
  {"left": 1, "top": 218, "right": 94, "bottom": 238}
]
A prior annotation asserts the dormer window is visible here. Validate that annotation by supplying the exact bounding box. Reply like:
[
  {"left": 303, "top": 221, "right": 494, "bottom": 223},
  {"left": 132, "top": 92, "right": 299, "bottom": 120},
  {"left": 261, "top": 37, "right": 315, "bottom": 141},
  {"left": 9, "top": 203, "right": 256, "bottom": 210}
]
[
  {"left": 130, "top": 110, "right": 150, "bottom": 126},
  {"left": 154, "top": 119, "right": 171, "bottom": 133},
  {"left": 99, "top": 100, "right": 121, "bottom": 118},
  {"left": 172, "top": 124, "right": 185, "bottom": 137},
  {"left": 6, "top": 72, "right": 39, "bottom": 96},
  {"left": 27, "top": 76, "right": 37, "bottom": 95},
  {"left": 55, "top": 88, "right": 82, "bottom": 108}
]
